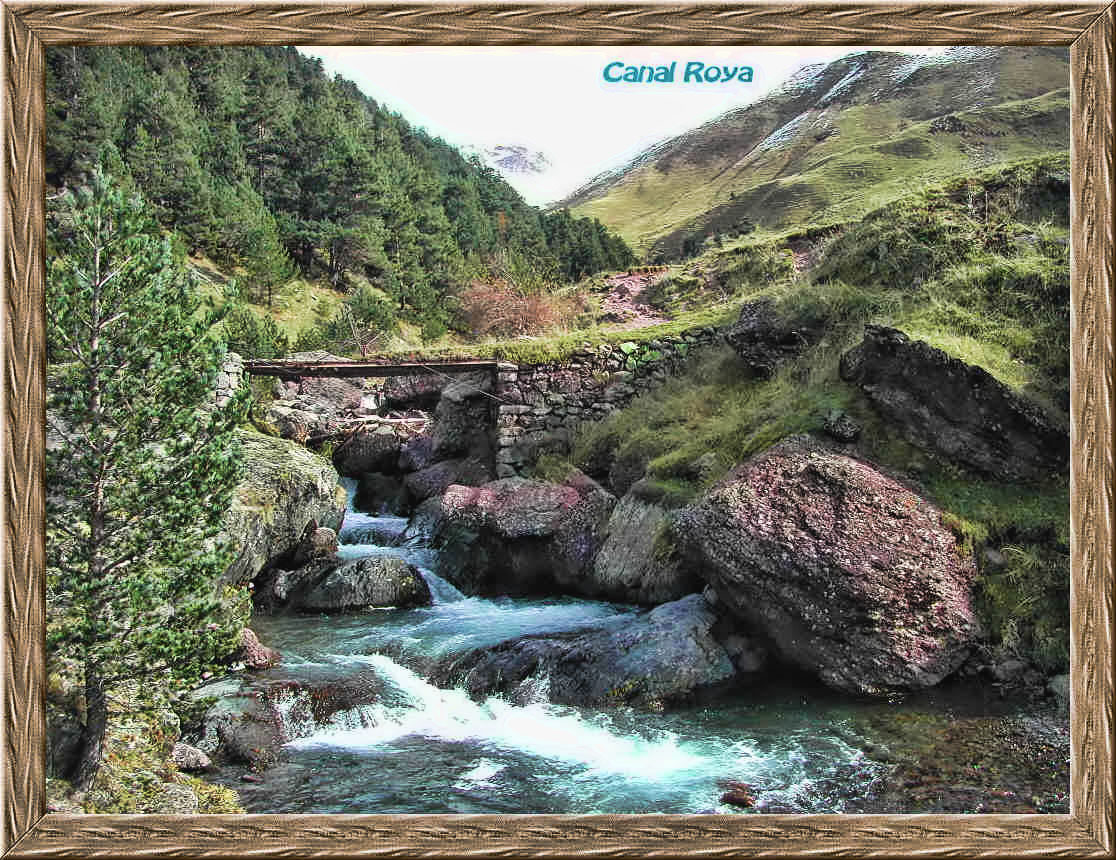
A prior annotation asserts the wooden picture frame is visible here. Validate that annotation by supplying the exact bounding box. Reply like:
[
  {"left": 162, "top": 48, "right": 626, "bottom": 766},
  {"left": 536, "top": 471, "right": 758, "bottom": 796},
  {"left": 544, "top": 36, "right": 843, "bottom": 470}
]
[{"left": 2, "top": 3, "right": 1112, "bottom": 856}]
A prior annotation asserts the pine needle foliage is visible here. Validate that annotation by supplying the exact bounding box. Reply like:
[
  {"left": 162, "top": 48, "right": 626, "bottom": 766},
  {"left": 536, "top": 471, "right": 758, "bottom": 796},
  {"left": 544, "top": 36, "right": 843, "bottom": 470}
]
[{"left": 46, "top": 170, "right": 247, "bottom": 789}]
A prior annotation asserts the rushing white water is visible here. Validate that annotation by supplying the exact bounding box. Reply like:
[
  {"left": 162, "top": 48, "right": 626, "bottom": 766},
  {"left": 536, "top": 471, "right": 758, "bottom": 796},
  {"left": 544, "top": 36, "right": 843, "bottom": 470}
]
[
  {"left": 290, "top": 654, "right": 709, "bottom": 781},
  {"left": 232, "top": 481, "right": 893, "bottom": 814}
]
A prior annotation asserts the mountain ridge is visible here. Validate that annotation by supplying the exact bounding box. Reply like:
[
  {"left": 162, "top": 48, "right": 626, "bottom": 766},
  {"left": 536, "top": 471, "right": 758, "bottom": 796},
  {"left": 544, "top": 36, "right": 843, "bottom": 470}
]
[{"left": 561, "top": 46, "right": 1069, "bottom": 258}]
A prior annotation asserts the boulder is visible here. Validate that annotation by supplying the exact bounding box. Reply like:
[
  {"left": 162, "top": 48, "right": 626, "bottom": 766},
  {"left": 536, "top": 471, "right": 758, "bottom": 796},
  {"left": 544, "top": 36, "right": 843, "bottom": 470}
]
[
  {"left": 382, "top": 374, "right": 447, "bottom": 409},
  {"left": 221, "top": 430, "right": 347, "bottom": 585},
  {"left": 306, "top": 526, "right": 339, "bottom": 558},
  {"left": 170, "top": 741, "right": 214, "bottom": 773},
  {"left": 823, "top": 409, "right": 861, "bottom": 443},
  {"left": 257, "top": 554, "right": 431, "bottom": 612},
  {"left": 436, "top": 472, "right": 616, "bottom": 597},
  {"left": 332, "top": 426, "right": 404, "bottom": 477},
  {"left": 725, "top": 299, "right": 821, "bottom": 377},
  {"left": 431, "top": 595, "right": 751, "bottom": 709},
  {"left": 839, "top": 326, "right": 1068, "bottom": 482},
  {"left": 591, "top": 490, "right": 701, "bottom": 604},
  {"left": 266, "top": 399, "right": 332, "bottom": 444},
  {"left": 432, "top": 372, "right": 494, "bottom": 460},
  {"left": 402, "top": 496, "right": 447, "bottom": 546},
  {"left": 235, "top": 628, "right": 281, "bottom": 670},
  {"left": 298, "top": 556, "right": 432, "bottom": 612},
  {"left": 398, "top": 434, "right": 436, "bottom": 472},
  {"left": 285, "top": 522, "right": 340, "bottom": 570},
  {"left": 192, "top": 665, "right": 384, "bottom": 770},
  {"left": 678, "top": 436, "right": 979, "bottom": 696},
  {"left": 295, "top": 373, "right": 368, "bottom": 416},
  {"left": 403, "top": 458, "right": 493, "bottom": 504},
  {"left": 265, "top": 352, "right": 373, "bottom": 441}
]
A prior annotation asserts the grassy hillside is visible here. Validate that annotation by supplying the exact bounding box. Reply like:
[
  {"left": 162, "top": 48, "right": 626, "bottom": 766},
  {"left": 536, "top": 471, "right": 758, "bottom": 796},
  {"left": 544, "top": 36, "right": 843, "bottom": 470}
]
[
  {"left": 564, "top": 48, "right": 1069, "bottom": 258},
  {"left": 559, "top": 154, "right": 1071, "bottom": 671}
]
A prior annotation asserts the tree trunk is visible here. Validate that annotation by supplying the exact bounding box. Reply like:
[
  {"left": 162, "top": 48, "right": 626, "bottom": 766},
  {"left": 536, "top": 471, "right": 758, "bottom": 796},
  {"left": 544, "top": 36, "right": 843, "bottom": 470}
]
[{"left": 73, "top": 671, "right": 107, "bottom": 792}]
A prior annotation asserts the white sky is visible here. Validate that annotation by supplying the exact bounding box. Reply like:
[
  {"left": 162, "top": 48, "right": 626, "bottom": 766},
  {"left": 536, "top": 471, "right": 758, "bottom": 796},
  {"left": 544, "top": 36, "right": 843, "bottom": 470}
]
[{"left": 298, "top": 46, "right": 948, "bottom": 206}]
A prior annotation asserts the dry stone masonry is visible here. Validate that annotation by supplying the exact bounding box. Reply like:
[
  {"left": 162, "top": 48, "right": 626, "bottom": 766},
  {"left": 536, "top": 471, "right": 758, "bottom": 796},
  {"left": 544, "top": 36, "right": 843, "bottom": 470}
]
[
  {"left": 492, "top": 326, "right": 725, "bottom": 477},
  {"left": 214, "top": 352, "right": 245, "bottom": 408}
]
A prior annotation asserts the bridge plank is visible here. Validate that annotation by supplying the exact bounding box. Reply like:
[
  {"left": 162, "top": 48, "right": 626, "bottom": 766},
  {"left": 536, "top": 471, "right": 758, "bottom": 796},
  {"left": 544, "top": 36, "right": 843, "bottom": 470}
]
[{"left": 244, "top": 359, "right": 499, "bottom": 379}]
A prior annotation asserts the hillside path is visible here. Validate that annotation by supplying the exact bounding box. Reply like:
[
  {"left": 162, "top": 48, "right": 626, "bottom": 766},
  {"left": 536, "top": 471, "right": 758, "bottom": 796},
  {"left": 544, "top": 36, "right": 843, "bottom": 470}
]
[{"left": 598, "top": 271, "right": 670, "bottom": 330}]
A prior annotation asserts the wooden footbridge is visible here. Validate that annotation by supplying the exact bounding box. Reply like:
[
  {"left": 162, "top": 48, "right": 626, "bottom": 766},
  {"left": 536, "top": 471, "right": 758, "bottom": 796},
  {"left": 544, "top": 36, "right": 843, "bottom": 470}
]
[{"left": 244, "top": 358, "right": 500, "bottom": 381}]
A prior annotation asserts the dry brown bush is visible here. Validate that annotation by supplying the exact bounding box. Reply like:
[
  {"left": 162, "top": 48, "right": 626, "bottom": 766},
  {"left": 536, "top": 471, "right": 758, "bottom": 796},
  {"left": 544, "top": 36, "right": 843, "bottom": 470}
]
[{"left": 459, "top": 280, "right": 588, "bottom": 338}]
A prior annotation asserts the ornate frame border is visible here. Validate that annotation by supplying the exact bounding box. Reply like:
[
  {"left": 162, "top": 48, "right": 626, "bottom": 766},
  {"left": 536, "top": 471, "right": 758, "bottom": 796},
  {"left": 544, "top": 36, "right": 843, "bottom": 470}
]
[{"left": 2, "top": 4, "right": 1113, "bottom": 856}]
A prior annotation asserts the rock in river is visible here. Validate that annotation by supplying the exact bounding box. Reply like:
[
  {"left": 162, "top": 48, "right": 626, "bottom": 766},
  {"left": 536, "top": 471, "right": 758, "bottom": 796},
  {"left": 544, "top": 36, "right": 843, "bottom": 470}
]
[
  {"left": 403, "top": 457, "right": 493, "bottom": 505},
  {"left": 678, "top": 436, "right": 979, "bottom": 696},
  {"left": 221, "top": 429, "right": 347, "bottom": 585},
  {"left": 191, "top": 664, "right": 385, "bottom": 770},
  {"left": 299, "top": 556, "right": 431, "bottom": 612},
  {"left": 431, "top": 594, "right": 756, "bottom": 709},
  {"left": 258, "top": 555, "right": 431, "bottom": 613},
  {"left": 436, "top": 471, "right": 616, "bottom": 597},
  {"left": 590, "top": 486, "right": 701, "bottom": 605}
]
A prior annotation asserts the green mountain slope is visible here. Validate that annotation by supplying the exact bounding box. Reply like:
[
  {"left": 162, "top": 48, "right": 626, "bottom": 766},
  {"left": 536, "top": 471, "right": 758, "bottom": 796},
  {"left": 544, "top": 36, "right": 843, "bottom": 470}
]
[{"left": 563, "top": 47, "right": 1069, "bottom": 259}]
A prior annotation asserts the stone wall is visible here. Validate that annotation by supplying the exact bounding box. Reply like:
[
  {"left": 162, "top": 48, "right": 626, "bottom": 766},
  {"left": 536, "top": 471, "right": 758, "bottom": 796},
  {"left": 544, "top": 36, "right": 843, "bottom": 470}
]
[
  {"left": 215, "top": 352, "right": 245, "bottom": 408},
  {"left": 492, "top": 327, "right": 725, "bottom": 477}
]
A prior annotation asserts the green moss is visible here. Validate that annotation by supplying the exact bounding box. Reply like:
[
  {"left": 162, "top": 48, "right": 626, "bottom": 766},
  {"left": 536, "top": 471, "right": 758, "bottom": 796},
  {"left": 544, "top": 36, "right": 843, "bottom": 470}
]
[
  {"left": 370, "top": 302, "right": 737, "bottom": 366},
  {"left": 974, "top": 541, "right": 1070, "bottom": 672},
  {"left": 572, "top": 344, "right": 853, "bottom": 492},
  {"left": 75, "top": 693, "right": 246, "bottom": 814},
  {"left": 650, "top": 520, "right": 679, "bottom": 562},
  {"left": 181, "top": 774, "right": 245, "bottom": 813},
  {"left": 530, "top": 453, "right": 578, "bottom": 483}
]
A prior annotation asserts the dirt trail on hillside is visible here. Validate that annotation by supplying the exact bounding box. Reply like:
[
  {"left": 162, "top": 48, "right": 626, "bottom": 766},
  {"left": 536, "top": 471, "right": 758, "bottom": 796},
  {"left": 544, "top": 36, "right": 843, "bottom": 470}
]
[{"left": 598, "top": 271, "right": 671, "bottom": 329}]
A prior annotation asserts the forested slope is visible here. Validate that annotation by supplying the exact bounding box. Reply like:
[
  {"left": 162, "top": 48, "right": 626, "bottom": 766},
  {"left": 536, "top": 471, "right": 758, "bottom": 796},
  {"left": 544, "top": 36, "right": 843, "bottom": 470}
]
[{"left": 46, "top": 46, "right": 633, "bottom": 343}]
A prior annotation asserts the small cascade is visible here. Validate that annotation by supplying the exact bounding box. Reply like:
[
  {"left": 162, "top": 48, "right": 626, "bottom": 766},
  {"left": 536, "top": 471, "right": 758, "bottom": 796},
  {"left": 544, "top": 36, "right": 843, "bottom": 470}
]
[
  {"left": 422, "top": 570, "right": 465, "bottom": 604},
  {"left": 289, "top": 654, "right": 709, "bottom": 781},
  {"left": 231, "top": 472, "right": 891, "bottom": 815},
  {"left": 262, "top": 653, "right": 882, "bottom": 814},
  {"left": 338, "top": 478, "right": 409, "bottom": 545}
]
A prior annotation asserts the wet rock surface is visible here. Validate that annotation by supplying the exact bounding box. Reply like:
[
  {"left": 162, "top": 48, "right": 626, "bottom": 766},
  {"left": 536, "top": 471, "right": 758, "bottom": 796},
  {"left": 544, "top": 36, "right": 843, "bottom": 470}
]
[
  {"left": 591, "top": 490, "right": 700, "bottom": 604},
  {"left": 436, "top": 472, "right": 616, "bottom": 597},
  {"left": 256, "top": 554, "right": 431, "bottom": 613},
  {"left": 679, "top": 435, "right": 979, "bottom": 696},
  {"left": 839, "top": 325, "right": 1068, "bottom": 481},
  {"left": 299, "top": 556, "right": 432, "bottom": 612},
  {"left": 431, "top": 594, "right": 752, "bottom": 709},
  {"left": 235, "top": 628, "right": 281, "bottom": 670},
  {"left": 191, "top": 665, "right": 385, "bottom": 770},
  {"left": 403, "top": 457, "right": 494, "bottom": 505}
]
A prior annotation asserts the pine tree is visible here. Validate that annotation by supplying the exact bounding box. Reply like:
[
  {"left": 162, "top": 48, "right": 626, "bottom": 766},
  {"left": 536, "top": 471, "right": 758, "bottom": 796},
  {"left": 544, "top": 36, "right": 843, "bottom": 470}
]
[{"left": 46, "top": 171, "right": 246, "bottom": 790}]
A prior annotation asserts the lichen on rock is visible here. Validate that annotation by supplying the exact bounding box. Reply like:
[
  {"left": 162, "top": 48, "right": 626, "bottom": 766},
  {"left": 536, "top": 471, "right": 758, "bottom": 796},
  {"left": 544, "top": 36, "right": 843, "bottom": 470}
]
[{"left": 679, "top": 435, "right": 980, "bottom": 696}]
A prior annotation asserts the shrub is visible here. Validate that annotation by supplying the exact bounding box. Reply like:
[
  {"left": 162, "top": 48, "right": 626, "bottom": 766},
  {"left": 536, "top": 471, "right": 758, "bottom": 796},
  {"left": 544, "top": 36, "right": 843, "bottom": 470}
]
[
  {"left": 222, "top": 304, "right": 289, "bottom": 359},
  {"left": 458, "top": 280, "right": 589, "bottom": 339}
]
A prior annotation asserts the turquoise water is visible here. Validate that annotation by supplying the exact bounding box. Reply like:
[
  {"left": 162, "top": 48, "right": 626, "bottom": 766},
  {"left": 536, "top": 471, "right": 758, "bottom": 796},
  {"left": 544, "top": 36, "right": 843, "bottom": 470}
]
[{"left": 226, "top": 483, "right": 1024, "bottom": 814}]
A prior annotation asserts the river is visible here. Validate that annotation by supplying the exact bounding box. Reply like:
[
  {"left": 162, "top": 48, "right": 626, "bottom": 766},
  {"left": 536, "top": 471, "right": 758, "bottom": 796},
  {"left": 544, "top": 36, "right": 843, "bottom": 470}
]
[{"left": 218, "top": 480, "right": 1066, "bottom": 814}]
